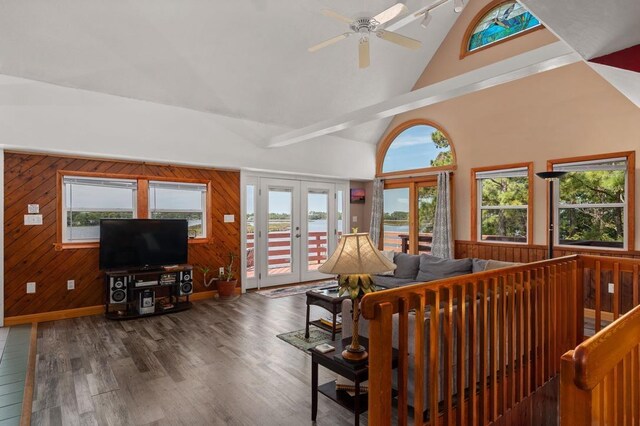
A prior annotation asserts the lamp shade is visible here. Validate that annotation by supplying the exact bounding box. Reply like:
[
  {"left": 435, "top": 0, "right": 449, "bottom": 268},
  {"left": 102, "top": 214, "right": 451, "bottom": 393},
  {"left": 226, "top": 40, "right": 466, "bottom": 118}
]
[{"left": 318, "top": 233, "right": 396, "bottom": 275}]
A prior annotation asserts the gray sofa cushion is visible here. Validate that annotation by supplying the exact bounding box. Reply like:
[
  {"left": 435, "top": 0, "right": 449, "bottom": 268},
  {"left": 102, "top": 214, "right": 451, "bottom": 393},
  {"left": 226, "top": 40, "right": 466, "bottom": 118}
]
[
  {"left": 472, "top": 258, "right": 488, "bottom": 273},
  {"left": 371, "top": 275, "right": 416, "bottom": 289},
  {"left": 415, "top": 255, "right": 472, "bottom": 282},
  {"left": 393, "top": 252, "right": 421, "bottom": 279}
]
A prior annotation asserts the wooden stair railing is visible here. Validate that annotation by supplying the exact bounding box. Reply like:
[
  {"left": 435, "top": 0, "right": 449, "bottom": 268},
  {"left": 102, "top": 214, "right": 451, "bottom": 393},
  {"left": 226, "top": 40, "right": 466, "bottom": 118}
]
[
  {"left": 561, "top": 302, "right": 640, "bottom": 425},
  {"left": 361, "top": 256, "right": 582, "bottom": 426}
]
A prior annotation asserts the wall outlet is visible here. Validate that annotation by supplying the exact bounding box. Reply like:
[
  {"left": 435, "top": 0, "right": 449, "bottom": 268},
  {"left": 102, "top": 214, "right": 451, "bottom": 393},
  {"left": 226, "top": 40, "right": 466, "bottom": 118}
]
[
  {"left": 27, "top": 204, "right": 40, "bottom": 214},
  {"left": 67, "top": 280, "right": 75, "bottom": 290},
  {"left": 24, "top": 214, "right": 43, "bottom": 225},
  {"left": 608, "top": 283, "right": 615, "bottom": 294},
  {"left": 26, "top": 282, "right": 36, "bottom": 294},
  {"left": 219, "top": 267, "right": 225, "bottom": 276}
]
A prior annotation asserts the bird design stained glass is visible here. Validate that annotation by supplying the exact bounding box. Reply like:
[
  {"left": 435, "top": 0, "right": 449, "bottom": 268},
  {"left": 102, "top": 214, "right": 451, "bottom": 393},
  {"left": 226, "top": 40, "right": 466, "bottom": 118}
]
[{"left": 468, "top": 1, "right": 541, "bottom": 51}]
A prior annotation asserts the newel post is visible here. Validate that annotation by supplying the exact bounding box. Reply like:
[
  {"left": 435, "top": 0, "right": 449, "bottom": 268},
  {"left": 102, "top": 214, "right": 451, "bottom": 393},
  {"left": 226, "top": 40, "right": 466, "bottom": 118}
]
[
  {"left": 560, "top": 351, "right": 592, "bottom": 426},
  {"left": 368, "top": 302, "right": 393, "bottom": 426}
]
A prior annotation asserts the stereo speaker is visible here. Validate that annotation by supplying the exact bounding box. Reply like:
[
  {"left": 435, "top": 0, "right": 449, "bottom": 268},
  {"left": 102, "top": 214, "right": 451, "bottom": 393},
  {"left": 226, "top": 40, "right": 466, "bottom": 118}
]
[
  {"left": 109, "top": 276, "right": 129, "bottom": 304},
  {"left": 179, "top": 269, "right": 193, "bottom": 296}
]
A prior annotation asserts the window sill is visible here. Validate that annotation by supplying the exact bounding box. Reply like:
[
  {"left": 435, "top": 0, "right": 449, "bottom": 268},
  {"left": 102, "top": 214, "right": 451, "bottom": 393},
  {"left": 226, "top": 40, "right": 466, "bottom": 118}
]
[
  {"left": 188, "top": 238, "right": 210, "bottom": 245},
  {"left": 555, "top": 244, "right": 626, "bottom": 253},
  {"left": 54, "top": 242, "right": 100, "bottom": 251},
  {"left": 54, "top": 237, "right": 210, "bottom": 251},
  {"left": 475, "top": 240, "right": 532, "bottom": 248}
]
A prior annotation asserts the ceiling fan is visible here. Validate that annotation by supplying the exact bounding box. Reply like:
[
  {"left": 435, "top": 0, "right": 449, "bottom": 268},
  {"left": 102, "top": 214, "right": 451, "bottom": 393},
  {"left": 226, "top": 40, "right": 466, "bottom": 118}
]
[{"left": 308, "top": 2, "right": 422, "bottom": 69}]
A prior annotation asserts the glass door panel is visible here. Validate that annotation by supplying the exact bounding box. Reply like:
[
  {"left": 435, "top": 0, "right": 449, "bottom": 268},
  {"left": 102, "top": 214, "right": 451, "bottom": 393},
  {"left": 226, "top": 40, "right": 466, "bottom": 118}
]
[
  {"left": 245, "top": 182, "right": 257, "bottom": 287},
  {"left": 383, "top": 187, "right": 410, "bottom": 252},
  {"left": 417, "top": 185, "right": 437, "bottom": 254},
  {"left": 260, "top": 179, "right": 301, "bottom": 286},
  {"left": 301, "top": 182, "right": 335, "bottom": 282}
]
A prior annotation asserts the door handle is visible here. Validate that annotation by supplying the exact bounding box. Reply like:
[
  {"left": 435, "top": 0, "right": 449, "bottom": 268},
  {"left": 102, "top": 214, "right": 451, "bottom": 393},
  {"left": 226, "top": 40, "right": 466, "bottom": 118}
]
[{"left": 295, "top": 234, "right": 301, "bottom": 238}]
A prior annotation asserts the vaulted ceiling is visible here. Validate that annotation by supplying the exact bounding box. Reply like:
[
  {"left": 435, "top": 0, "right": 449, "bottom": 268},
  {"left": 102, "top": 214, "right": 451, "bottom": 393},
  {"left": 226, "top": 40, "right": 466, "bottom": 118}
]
[{"left": 0, "top": 0, "right": 458, "bottom": 144}]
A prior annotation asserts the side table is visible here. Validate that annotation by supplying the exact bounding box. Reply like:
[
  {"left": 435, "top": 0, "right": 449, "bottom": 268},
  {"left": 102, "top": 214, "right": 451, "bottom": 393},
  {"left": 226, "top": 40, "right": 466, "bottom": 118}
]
[
  {"left": 310, "top": 337, "right": 398, "bottom": 426},
  {"left": 305, "top": 286, "right": 348, "bottom": 341}
]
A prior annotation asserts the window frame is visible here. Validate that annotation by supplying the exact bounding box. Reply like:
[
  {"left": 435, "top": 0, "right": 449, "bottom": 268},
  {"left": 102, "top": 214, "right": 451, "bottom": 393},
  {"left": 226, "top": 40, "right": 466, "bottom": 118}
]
[
  {"left": 460, "top": 0, "right": 544, "bottom": 59},
  {"left": 381, "top": 175, "right": 450, "bottom": 254},
  {"left": 148, "top": 180, "right": 208, "bottom": 239},
  {"left": 56, "top": 170, "right": 212, "bottom": 250},
  {"left": 547, "top": 152, "right": 635, "bottom": 252},
  {"left": 376, "top": 119, "right": 457, "bottom": 178},
  {"left": 471, "top": 162, "right": 534, "bottom": 245}
]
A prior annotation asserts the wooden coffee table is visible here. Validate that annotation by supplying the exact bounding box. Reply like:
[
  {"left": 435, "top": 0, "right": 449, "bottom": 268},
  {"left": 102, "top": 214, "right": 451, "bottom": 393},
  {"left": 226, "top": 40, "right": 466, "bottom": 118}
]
[
  {"left": 305, "top": 286, "right": 348, "bottom": 341},
  {"left": 310, "top": 337, "right": 398, "bottom": 426}
]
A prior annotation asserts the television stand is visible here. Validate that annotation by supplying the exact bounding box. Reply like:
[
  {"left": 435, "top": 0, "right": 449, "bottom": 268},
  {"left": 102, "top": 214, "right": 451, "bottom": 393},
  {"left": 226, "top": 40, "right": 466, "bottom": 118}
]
[{"left": 104, "top": 265, "right": 194, "bottom": 320}]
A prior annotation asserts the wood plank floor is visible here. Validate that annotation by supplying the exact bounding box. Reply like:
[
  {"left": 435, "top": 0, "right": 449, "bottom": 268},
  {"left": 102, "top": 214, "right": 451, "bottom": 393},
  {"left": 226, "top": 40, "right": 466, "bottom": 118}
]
[{"left": 31, "top": 293, "right": 361, "bottom": 426}]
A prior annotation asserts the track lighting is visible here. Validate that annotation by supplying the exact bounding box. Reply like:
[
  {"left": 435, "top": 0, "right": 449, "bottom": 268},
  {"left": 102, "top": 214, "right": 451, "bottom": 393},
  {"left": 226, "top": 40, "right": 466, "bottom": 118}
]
[{"left": 420, "top": 10, "right": 432, "bottom": 28}]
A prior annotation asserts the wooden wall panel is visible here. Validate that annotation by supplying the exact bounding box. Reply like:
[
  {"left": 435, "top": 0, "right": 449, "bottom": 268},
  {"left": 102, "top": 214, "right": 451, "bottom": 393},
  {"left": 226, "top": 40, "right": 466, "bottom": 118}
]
[{"left": 4, "top": 152, "right": 240, "bottom": 318}]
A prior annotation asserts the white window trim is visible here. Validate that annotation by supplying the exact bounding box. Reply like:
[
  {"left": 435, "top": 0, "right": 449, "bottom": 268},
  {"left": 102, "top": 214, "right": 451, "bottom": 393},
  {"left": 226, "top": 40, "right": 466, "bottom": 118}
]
[
  {"left": 476, "top": 167, "right": 530, "bottom": 244},
  {"left": 553, "top": 158, "right": 628, "bottom": 251},
  {"left": 62, "top": 176, "right": 138, "bottom": 243}
]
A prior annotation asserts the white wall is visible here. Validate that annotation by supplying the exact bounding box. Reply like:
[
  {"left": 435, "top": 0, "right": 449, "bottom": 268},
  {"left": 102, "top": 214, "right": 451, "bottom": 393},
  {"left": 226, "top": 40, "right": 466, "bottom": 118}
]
[{"left": 0, "top": 75, "right": 376, "bottom": 180}]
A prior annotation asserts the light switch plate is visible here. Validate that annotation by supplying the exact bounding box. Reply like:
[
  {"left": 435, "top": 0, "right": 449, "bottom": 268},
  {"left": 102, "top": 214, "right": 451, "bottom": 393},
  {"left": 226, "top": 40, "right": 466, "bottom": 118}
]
[
  {"left": 26, "top": 282, "right": 36, "bottom": 294},
  {"left": 67, "top": 280, "right": 75, "bottom": 290},
  {"left": 24, "top": 214, "right": 43, "bottom": 225},
  {"left": 608, "top": 283, "right": 615, "bottom": 293},
  {"left": 223, "top": 214, "right": 235, "bottom": 223},
  {"left": 352, "top": 216, "right": 358, "bottom": 222},
  {"left": 28, "top": 204, "right": 39, "bottom": 214}
]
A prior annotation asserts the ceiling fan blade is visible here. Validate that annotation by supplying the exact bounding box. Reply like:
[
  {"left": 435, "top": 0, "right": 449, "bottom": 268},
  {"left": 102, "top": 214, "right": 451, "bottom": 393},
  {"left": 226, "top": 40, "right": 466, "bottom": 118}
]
[
  {"left": 376, "top": 30, "right": 421, "bottom": 50},
  {"left": 308, "top": 33, "right": 350, "bottom": 52},
  {"left": 321, "top": 9, "right": 354, "bottom": 24},
  {"left": 373, "top": 2, "right": 408, "bottom": 25},
  {"left": 359, "top": 38, "right": 370, "bottom": 69}
]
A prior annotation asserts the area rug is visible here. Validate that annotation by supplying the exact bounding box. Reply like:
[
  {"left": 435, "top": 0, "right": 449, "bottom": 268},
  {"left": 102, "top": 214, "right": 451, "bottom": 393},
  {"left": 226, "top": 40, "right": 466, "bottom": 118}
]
[
  {"left": 256, "top": 280, "right": 338, "bottom": 298},
  {"left": 276, "top": 326, "right": 340, "bottom": 352}
]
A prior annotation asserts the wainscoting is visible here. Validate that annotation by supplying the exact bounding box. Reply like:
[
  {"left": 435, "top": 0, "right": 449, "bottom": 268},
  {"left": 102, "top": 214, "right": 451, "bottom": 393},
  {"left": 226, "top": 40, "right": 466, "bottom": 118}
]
[{"left": 4, "top": 152, "right": 240, "bottom": 319}]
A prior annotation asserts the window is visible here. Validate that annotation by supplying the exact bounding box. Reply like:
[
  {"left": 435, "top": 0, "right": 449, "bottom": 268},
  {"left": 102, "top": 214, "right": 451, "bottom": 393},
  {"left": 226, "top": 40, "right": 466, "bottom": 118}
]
[
  {"left": 149, "top": 181, "right": 208, "bottom": 238},
  {"left": 464, "top": 0, "right": 541, "bottom": 55},
  {"left": 382, "top": 179, "right": 439, "bottom": 254},
  {"left": 379, "top": 121, "right": 455, "bottom": 176},
  {"left": 551, "top": 153, "right": 634, "bottom": 250},
  {"left": 473, "top": 164, "right": 532, "bottom": 244},
  {"left": 63, "top": 176, "right": 137, "bottom": 242}
]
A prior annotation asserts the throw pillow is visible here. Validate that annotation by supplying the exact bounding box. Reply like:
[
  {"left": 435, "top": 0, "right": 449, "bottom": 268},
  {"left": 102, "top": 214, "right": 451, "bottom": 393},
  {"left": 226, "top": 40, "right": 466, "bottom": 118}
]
[
  {"left": 393, "top": 252, "right": 421, "bottom": 279},
  {"left": 415, "top": 254, "right": 473, "bottom": 282},
  {"left": 484, "top": 260, "right": 522, "bottom": 271},
  {"left": 378, "top": 250, "right": 396, "bottom": 276},
  {"left": 472, "top": 258, "right": 488, "bottom": 273}
]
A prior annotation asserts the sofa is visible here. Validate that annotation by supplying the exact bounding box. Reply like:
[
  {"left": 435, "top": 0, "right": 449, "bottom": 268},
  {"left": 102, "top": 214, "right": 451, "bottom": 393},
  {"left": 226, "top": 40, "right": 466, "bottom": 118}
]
[{"left": 341, "top": 252, "right": 519, "bottom": 409}]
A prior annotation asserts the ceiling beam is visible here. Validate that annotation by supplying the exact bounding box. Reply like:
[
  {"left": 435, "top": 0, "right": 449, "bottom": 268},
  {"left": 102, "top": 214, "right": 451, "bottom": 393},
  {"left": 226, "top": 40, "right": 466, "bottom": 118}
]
[{"left": 268, "top": 41, "right": 581, "bottom": 148}]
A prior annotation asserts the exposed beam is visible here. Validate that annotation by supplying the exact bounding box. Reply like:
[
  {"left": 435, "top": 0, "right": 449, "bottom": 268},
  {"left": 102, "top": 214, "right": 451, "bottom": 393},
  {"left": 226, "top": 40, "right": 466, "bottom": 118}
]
[{"left": 268, "top": 41, "right": 581, "bottom": 148}]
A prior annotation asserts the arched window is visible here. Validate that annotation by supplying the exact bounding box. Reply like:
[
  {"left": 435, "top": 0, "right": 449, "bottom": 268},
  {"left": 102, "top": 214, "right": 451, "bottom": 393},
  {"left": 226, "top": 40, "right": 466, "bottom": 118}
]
[
  {"left": 378, "top": 121, "right": 455, "bottom": 176},
  {"left": 463, "top": 0, "right": 541, "bottom": 55}
]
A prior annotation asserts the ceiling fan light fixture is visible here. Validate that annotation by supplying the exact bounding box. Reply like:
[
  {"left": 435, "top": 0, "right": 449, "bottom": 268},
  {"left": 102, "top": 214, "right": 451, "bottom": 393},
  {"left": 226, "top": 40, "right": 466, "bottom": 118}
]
[
  {"left": 420, "top": 11, "right": 432, "bottom": 28},
  {"left": 454, "top": 0, "right": 465, "bottom": 13}
]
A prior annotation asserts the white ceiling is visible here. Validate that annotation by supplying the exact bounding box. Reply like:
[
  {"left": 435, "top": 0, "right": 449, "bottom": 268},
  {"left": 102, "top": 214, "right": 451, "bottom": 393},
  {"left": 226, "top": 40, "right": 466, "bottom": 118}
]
[
  {"left": 0, "top": 0, "right": 459, "bottom": 144},
  {"left": 520, "top": 0, "right": 640, "bottom": 59}
]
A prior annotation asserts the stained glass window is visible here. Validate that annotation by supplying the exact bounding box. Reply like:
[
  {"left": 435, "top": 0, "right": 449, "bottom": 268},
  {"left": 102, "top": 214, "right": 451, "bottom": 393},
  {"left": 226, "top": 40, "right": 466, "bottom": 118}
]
[
  {"left": 382, "top": 124, "right": 453, "bottom": 173},
  {"left": 468, "top": 1, "right": 541, "bottom": 52}
]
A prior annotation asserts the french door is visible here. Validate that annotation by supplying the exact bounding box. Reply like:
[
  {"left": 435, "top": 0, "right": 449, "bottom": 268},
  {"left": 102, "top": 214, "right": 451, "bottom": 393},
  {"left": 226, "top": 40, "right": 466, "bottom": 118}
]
[{"left": 243, "top": 177, "right": 348, "bottom": 289}]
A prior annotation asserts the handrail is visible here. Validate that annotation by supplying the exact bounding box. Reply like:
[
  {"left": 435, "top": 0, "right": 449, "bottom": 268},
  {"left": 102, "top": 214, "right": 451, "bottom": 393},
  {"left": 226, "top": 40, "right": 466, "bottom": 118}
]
[
  {"left": 362, "top": 255, "right": 582, "bottom": 425},
  {"left": 572, "top": 303, "right": 640, "bottom": 390}
]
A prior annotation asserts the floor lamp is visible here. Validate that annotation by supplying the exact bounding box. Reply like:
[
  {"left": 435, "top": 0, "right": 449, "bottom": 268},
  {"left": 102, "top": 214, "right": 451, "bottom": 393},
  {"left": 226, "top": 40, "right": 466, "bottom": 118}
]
[{"left": 536, "top": 171, "right": 567, "bottom": 259}]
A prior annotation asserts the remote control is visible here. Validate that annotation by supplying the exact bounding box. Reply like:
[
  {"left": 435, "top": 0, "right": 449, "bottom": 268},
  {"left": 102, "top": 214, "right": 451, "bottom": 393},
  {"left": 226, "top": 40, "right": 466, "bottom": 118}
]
[{"left": 315, "top": 343, "right": 335, "bottom": 353}]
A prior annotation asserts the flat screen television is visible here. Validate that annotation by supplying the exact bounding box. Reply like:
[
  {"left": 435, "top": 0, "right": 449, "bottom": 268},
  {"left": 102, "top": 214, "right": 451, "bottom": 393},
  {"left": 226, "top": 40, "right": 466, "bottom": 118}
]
[{"left": 99, "top": 219, "right": 188, "bottom": 270}]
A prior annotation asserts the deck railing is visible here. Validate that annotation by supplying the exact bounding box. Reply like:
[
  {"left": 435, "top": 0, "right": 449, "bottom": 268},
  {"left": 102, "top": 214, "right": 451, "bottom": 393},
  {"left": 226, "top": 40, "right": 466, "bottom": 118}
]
[
  {"left": 361, "top": 256, "right": 582, "bottom": 425},
  {"left": 246, "top": 231, "right": 328, "bottom": 267}
]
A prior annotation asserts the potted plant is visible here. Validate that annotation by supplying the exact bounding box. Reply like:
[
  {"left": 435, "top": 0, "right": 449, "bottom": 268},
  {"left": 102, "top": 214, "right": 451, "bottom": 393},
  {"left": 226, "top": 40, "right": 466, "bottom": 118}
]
[
  {"left": 216, "top": 253, "right": 237, "bottom": 299},
  {"left": 198, "top": 266, "right": 218, "bottom": 288}
]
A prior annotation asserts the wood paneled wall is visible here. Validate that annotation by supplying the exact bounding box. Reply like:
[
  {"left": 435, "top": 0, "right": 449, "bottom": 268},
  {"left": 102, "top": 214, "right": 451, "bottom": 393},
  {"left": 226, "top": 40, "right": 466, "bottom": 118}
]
[
  {"left": 4, "top": 152, "right": 240, "bottom": 318},
  {"left": 455, "top": 240, "right": 640, "bottom": 263}
]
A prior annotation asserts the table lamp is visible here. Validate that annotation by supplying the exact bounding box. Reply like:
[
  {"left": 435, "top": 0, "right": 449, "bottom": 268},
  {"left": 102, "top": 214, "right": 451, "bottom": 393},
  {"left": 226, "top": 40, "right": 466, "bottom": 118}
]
[{"left": 319, "top": 233, "right": 396, "bottom": 361}]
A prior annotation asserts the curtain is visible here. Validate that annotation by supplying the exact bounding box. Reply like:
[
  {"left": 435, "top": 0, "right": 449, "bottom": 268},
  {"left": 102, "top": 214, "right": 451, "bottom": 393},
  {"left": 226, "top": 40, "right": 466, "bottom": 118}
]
[
  {"left": 369, "top": 178, "right": 384, "bottom": 246},
  {"left": 432, "top": 172, "right": 453, "bottom": 259}
]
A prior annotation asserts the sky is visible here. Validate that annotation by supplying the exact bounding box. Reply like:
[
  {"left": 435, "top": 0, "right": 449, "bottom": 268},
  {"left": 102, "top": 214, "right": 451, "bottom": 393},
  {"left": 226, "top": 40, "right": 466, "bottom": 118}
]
[{"left": 382, "top": 125, "right": 449, "bottom": 173}]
